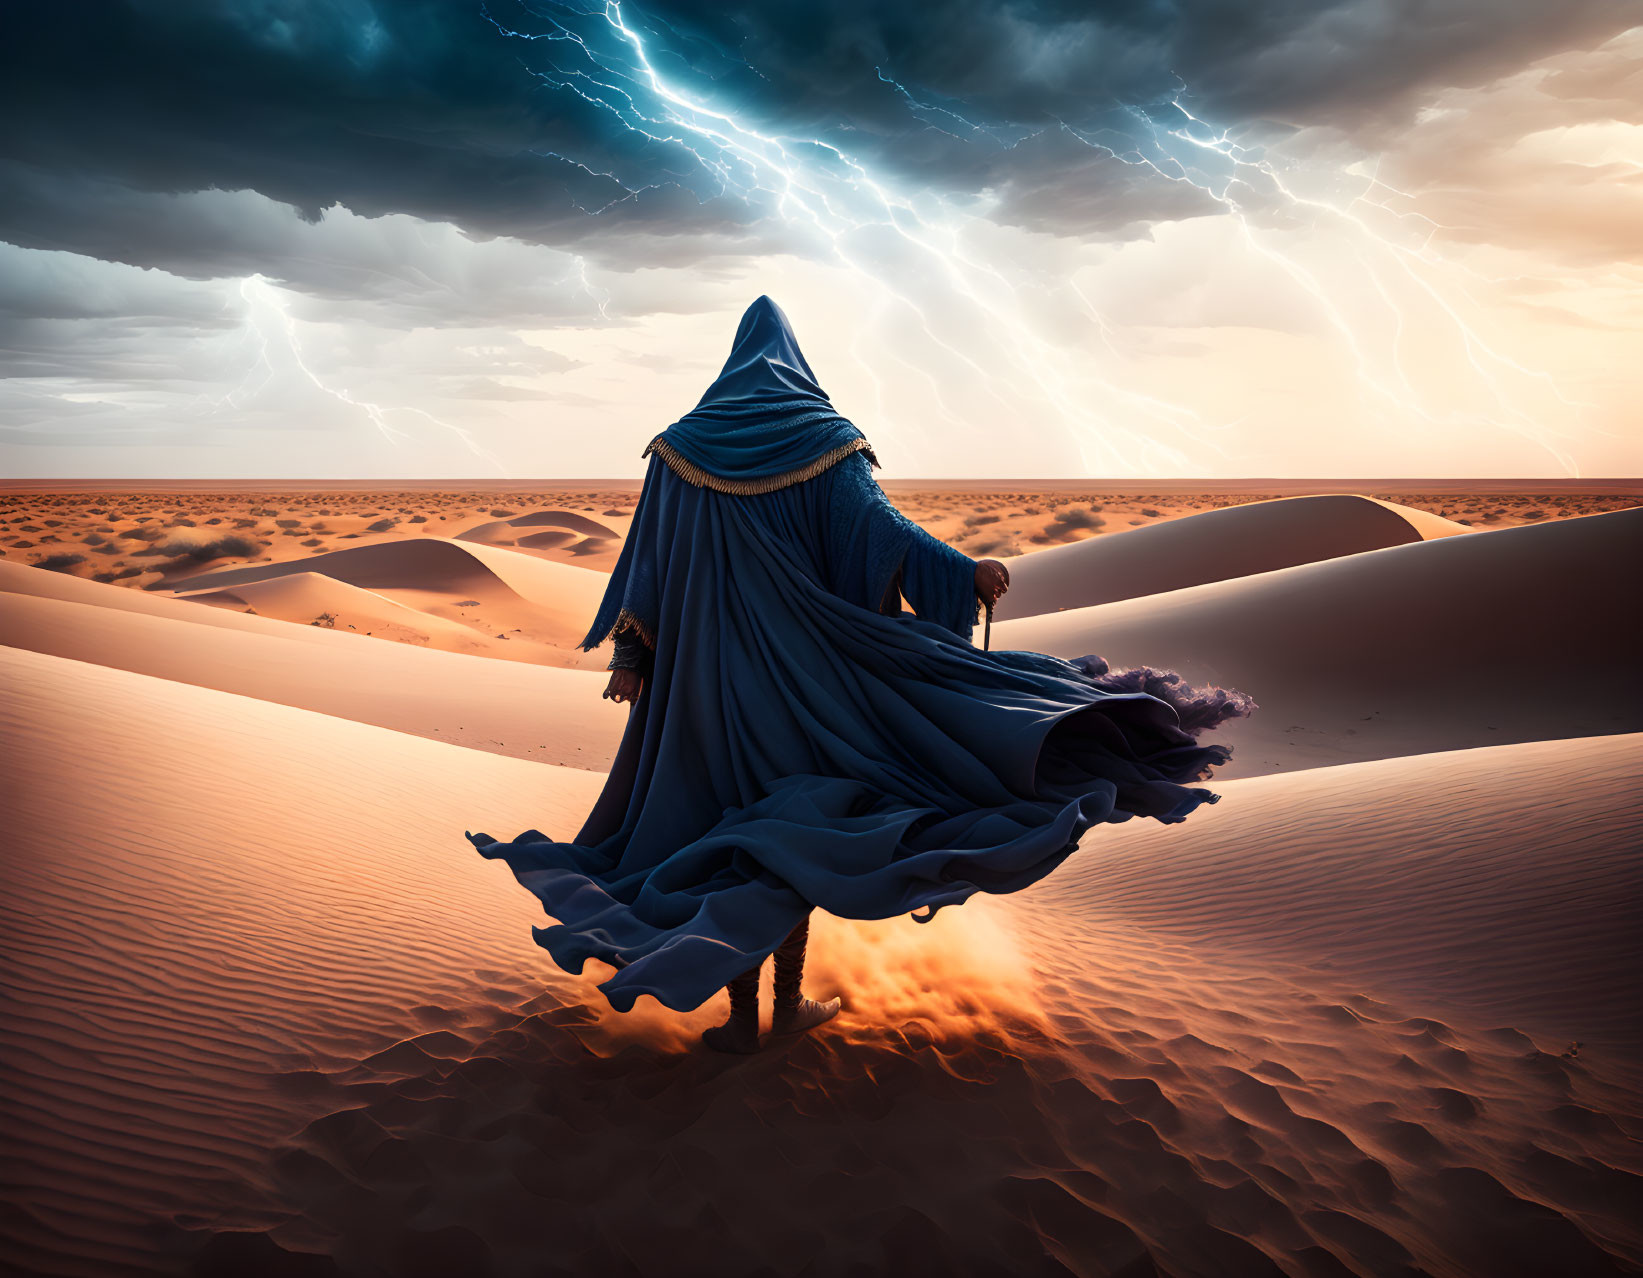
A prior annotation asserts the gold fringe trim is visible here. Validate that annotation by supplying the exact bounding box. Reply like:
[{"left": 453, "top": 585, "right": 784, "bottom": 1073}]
[
  {"left": 642, "top": 435, "right": 877, "bottom": 495},
  {"left": 613, "top": 606, "right": 656, "bottom": 650}
]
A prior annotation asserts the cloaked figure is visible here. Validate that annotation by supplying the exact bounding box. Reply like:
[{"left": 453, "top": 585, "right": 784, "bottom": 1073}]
[{"left": 466, "top": 296, "right": 1254, "bottom": 1053}]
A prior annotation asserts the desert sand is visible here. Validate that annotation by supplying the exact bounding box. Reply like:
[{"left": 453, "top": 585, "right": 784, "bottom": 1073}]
[
  {"left": 2, "top": 480, "right": 1640, "bottom": 1276},
  {"left": 0, "top": 560, "right": 623, "bottom": 769},
  {"left": 993, "top": 494, "right": 1470, "bottom": 619},
  {"left": 997, "top": 506, "right": 1643, "bottom": 778}
]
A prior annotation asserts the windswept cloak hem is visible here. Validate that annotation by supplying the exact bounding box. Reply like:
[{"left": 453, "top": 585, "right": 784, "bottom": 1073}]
[{"left": 467, "top": 666, "right": 1236, "bottom": 1014}]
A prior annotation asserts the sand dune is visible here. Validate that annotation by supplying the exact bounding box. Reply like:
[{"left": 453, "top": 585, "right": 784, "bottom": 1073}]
[
  {"left": 175, "top": 569, "right": 588, "bottom": 665},
  {"left": 0, "top": 488, "right": 654, "bottom": 597},
  {"left": 170, "top": 534, "right": 605, "bottom": 612},
  {"left": 0, "top": 646, "right": 606, "bottom": 1276},
  {"left": 178, "top": 571, "right": 500, "bottom": 652},
  {"left": 4, "top": 644, "right": 1639, "bottom": 1276},
  {"left": 165, "top": 536, "right": 613, "bottom": 666},
  {"left": 458, "top": 508, "right": 624, "bottom": 568},
  {"left": 996, "top": 494, "right": 1470, "bottom": 620},
  {"left": 0, "top": 565, "right": 625, "bottom": 769},
  {"left": 1, "top": 556, "right": 348, "bottom": 646},
  {"left": 5, "top": 483, "right": 1640, "bottom": 1276},
  {"left": 460, "top": 508, "right": 620, "bottom": 542},
  {"left": 997, "top": 507, "right": 1643, "bottom": 778},
  {"left": 1023, "top": 733, "right": 1643, "bottom": 1048},
  {"left": 516, "top": 528, "right": 575, "bottom": 551}
]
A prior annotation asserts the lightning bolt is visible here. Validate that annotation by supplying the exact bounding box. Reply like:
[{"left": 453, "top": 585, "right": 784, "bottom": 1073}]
[
  {"left": 483, "top": 0, "right": 1594, "bottom": 476},
  {"left": 229, "top": 275, "right": 511, "bottom": 472},
  {"left": 199, "top": 238, "right": 619, "bottom": 472},
  {"left": 484, "top": 0, "right": 1210, "bottom": 474},
  {"left": 1107, "top": 98, "right": 1588, "bottom": 470}
]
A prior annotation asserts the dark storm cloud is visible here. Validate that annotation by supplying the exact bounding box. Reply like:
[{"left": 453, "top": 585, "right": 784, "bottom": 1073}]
[
  {"left": 964, "top": 128, "right": 1225, "bottom": 236},
  {"left": 649, "top": 0, "right": 1636, "bottom": 134},
  {"left": 1, "top": 1, "right": 764, "bottom": 255},
  {"left": 0, "top": 161, "right": 608, "bottom": 321},
  {"left": 6, "top": 1, "right": 1636, "bottom": 266},
  {"left": 4, "top": 0, "right": 1635, "bottom": 279},
  {"left": 624, "top": 0, "right": 1639, "bottom": 227}
]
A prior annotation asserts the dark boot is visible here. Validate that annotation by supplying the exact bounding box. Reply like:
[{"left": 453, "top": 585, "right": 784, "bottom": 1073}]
[
  {"left": 770, "top": 915, "right": 841, "bottom": 1036},
  {"left": 701, "top": 963, "right": 761, "bottom": 1054}
]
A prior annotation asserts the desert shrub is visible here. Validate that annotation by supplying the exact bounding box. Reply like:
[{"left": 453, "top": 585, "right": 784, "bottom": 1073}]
[
  {"left": 150, "top": 534, "right": 259, "bottom": 562},
  {"left": 1053, "top": 508, "right": 1104, "bottom": 531}
]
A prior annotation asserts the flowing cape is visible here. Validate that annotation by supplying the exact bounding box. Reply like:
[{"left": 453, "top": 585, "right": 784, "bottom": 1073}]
[{"left": 468, "top": 449, "right": 1254, "bottom": 1013}]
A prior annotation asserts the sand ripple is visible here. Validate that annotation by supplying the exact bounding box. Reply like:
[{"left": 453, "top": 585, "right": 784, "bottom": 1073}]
[{"left": 4, "top": 646, "right": 1639, "bottom": 1275}]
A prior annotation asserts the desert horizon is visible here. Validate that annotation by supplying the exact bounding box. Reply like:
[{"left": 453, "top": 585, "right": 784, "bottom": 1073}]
[{"left": 7, "top": 476, "right": 1642, "bottom": 492}]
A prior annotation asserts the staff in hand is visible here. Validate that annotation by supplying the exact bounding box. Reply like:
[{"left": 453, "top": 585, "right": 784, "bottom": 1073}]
[{"left": 974, "top": 558, "right": 1010, "bottom": 650}]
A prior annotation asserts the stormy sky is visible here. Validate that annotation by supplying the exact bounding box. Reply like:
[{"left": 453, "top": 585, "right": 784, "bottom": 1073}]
[{"left": 3, "top": 0, "right": 1639, "bottom": 479}]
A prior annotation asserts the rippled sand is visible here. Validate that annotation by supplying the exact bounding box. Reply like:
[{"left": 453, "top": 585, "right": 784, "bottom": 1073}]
[{"left": 2, "top": 482, "right": 1639, "bottom": 1276}]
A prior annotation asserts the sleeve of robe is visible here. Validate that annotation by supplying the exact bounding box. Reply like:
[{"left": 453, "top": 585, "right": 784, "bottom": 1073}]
[
  {"left": 578, "top": 453, "right": 667, "bottom": 654},
  {"left": 606, "top": 627, "right": 654, "bottom": 674},
  {"left": 824, "top": 450, "right": 982, "bottom": 643}
]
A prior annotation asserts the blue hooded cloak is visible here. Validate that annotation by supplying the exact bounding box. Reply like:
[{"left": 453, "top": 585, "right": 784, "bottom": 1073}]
[
  {"left": 638, "top": 291, "right": 879, "bottom": 488},
  {"left": 466, "top": 296, "right": 1252, "bottom": 1014}
]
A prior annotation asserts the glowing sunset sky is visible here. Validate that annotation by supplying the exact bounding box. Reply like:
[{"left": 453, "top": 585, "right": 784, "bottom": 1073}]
[{"left": 2, "top": 2, "right": 1639, "bottom": 479}]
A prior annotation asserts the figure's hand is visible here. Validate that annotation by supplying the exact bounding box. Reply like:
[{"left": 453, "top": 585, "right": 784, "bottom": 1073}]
[
  {"left": 603, "top": 669, "right": 643, "bottom": 704},
  {"left": 974, "top": 558, "right": 1010, "bottom": 608}
]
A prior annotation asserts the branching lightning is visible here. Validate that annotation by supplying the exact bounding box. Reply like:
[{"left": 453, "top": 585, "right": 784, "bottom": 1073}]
[
  {"left": 1079, "top": 98, "right": 1588, "bottom": 470},
  {"left": 482, "top": 0, "right": 1592, "bottom": 475},
  {"left": 481, "top": 0, "right": 1219, "bottom": 473},
  {"left": 222, "top": 275, "right": 511, "bottom": 473}
]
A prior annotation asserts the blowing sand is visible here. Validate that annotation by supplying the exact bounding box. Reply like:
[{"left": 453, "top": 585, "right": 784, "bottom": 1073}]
[{"left": 2, "top": 481, "right": 1640, "bottom": 1277}]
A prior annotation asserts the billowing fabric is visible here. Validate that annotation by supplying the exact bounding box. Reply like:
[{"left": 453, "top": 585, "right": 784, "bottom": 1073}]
[
  {"left": 640, "top": 295, "right": 877, "bottom": 487},
  {"left": 467, "top": 450, "right": 1254, "bottom": 1014}
]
